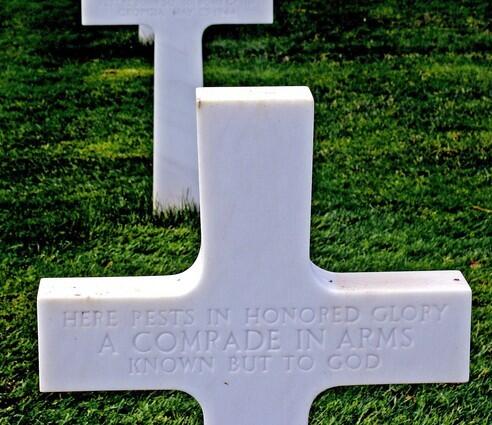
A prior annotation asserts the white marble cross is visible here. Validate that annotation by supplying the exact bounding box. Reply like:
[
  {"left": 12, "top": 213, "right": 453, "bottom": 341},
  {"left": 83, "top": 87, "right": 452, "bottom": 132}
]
[
  {"left": 38, "top": 87, "right": 471, "bottom": 425},
  {"left": 82, "top": 0, "right": 273, "bottom": 211}
]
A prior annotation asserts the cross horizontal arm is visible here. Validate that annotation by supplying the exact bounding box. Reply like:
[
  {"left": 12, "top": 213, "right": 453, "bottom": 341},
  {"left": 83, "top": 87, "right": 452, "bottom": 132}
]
[
  {"left": 82, "top": 0, "right": 273, "bottom": 28},
  {"left": 37, "top": 269, "right": 471, "bottom": 394},
  {"left": 316, "top": 270, "right": 471, "bottom": 390}
]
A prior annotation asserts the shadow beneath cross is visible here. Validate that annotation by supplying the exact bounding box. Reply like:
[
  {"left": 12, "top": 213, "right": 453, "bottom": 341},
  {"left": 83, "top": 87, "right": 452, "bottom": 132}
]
[{"left": 14, "top": 0, "right": 153, "bottom": 64}]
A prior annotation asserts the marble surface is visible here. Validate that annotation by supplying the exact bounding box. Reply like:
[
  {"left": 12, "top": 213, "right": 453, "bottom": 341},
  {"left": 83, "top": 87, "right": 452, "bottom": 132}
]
[
  {"left": 38, "top": 87, "right": 471, "bottom": 425},
  {"left": 81, "top": 0, "right": 274, "bottom": 210}
]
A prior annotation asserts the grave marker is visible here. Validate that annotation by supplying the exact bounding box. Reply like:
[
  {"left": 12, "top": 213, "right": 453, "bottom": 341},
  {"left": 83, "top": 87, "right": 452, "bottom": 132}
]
[
  {"left": 82, "top": 0, "right": 273, "bottom": 210},
  {"left": 38, "top": 87, "right": 471, "bottom": 424}
]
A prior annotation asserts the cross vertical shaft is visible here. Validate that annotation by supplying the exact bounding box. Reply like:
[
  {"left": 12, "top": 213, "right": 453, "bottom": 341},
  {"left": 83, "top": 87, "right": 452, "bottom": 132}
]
[
  {"left": 196, "top": 87, "right": 315, "bottom": 288},
  {"left": 200, "top": 382, "right": 314, "bottom": 425},
  {"left": 153, "top": 26, "right": 205, "bottom": 208}
]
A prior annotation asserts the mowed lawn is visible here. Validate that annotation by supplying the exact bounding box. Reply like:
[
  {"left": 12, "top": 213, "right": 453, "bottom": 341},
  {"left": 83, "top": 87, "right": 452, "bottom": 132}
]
[{"left": 1, "top": 0, "right": 491, "bottom": 423}]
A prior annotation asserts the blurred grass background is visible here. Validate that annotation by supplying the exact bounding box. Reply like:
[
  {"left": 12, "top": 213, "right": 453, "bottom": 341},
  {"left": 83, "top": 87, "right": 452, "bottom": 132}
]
[{"left": 0, "top": 0, "right": 491, "bottom": 423}]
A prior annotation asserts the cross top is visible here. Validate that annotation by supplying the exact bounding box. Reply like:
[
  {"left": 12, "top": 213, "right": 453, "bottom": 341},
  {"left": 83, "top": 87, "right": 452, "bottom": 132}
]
[
  {"left": 197, "top": 87, "right": 314, "bottom": 290},
  {"left": 38, "top": 87, "right": 471, "bottom": 425},
  {"left": 82, "top": 0, "right": 274, "bottom": 210}
]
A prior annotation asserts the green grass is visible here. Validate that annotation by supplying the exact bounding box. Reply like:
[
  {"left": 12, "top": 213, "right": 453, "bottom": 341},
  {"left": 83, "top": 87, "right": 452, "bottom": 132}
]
[{"left": 0, "top": 0, "right": 491, "bottom": 423}]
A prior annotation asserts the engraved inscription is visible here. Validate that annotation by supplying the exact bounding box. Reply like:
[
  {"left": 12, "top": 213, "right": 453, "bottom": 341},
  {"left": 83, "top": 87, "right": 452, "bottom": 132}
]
[
  {"left": 100, "top": 0, "right": 258, "bottom": 19},
  {"left": 61, "top": 304, "right": 449, "bottom": 376}
]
